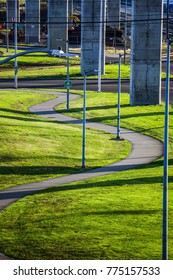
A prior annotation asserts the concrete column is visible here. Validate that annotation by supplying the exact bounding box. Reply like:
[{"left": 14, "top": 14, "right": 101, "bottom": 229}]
[
  {"left": 25, "top": 0, "right": 40, "bottom": 43},
  {"left": 69, "top": 0, "right": 73, "bottom": 15},
  {"left": 7, "top": 0, "right": 20, "bottom": 29},
  {"left": 81, "top": 0, "right": 106, "bottom": 76},
  {"left": 130, "top": 0, "right": 163, "bottom": 105},
  {"left": 107, "top": 0, "right": 121, "bottom": 29},
  {"left": 68, "top": 0, "right": 73, "bottom": 26},
  {"left": 48, "top": 0, "right": 68, "bottom": 52}
]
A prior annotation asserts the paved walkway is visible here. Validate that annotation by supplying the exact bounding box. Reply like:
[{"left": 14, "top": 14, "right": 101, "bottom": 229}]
[{"left": 0, "top": 90, "right": 163, "bottom": 259}]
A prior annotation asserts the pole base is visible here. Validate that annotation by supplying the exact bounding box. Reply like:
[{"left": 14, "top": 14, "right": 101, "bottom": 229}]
[{"left": 111, "top": 137, "right": 124, "bottom": 141}]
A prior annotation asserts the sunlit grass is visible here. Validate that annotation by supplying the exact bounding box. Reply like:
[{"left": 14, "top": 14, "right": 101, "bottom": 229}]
[
  {"left": 0, "top": 89, "right": 130, "bottom": 190},
  {"left": 0, "top": 48, "right": 170, "bottom": 79},
  {"left": 0, "top": 89, "right": 172, "bottom": 260}
]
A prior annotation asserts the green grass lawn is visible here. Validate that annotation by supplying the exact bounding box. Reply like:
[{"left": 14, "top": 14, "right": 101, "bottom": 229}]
[
  {"left": 0, "top": 89, "right": 130, "bottom": 190},
  {"left": 0, "top": 62, "right": 169, "bottom": 80},
  {"left": 56, "top": 90, "right": 172, "bottom": 142},
  {"left": 0, "top": 48, "right": 80, "bottom": 68},
  {"left": 0, "top": 89, "right": 172, "bottom": 260},
  {"left": 0, "top": 163, "right": 170, "bottom": 260},
  {"left": 0, "top": 48, "right": 170, "bottom": 79}
]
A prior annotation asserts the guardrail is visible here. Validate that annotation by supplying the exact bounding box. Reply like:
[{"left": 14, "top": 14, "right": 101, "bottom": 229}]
[{"left": 0, "top": 49, "right": 52, "bottom": 65}]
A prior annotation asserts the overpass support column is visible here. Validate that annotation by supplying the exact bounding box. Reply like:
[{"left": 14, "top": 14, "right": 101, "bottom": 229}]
[
  {"left": 107, "top": 0, "right": 121, "bottom": 29},
  {"left": 69, "top": 0, "right": 73, "bottom": 15},
  {"left": 130, "top": 0, "right": 163, "bottom": 105},
  {"left": 7, "top": 0, "right": 20, "bottom": 29},
  {"left": 81, "top": 0, "right": 106, "bottom": 75},
  {"left": 48, "top": 0, "right": 68, "bottom": 52},
  {"left": 25, "top": 0, "right": 40, "bottom": 43}
]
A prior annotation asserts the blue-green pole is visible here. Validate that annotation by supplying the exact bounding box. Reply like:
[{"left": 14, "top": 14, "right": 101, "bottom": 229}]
[
  {"left": 6, "top": 2, "right": 9, "bottom": 52},
  {"left": 116, "top": 54, "right": 121, "bottom": 139},
  {"left": 162, "top": 0, "right": 170, "bottom": 260},
  {"left": 14, "top": 0, "right": 18, "bottom": 89},
  {"left": 66, "top": 41, "right": 70, "bottom": 110},
  {"left": 82, "top": 74, "right": 86, "bottom": 168}
]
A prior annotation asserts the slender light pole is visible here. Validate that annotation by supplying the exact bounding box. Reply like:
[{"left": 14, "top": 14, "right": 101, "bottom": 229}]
[
  {"left": 66, "top": 40, "right": 70, "bottom": 110},
  {"left": 14, "top": 0, "right": 18, "bottom": 89},
  {"left": 124, "top": 0, "right": 127, "bottom": 64},
  {"left": 57, "top": 38, "right": 71, "bottom": 111},
  {"left": 66, "top": 3, "right": 70, "bottom": 110},
  {"left": 6, "top": 2, "right": 9, "bottom": 52},
  {"left": 162, "top": 0, "right": 170, "bottom": 260},
  {"left": 98, "top": 0, "right": 103, "bottom": 92},
  {"left": 82, "top": 74, "right": 86, "bottom": 168},
  {"left": 116, "top": 54, "right": 122, "bottom": 139}
]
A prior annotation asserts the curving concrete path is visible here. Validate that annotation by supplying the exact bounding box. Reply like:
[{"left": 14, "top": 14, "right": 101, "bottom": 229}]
[{"left": 0, "top": 90, "right": 163, "bottom": 259}]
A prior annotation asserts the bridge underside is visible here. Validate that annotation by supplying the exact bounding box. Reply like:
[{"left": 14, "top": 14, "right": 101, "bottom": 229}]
[{"left": 6, "top": 0, "right": 164, "bottom": 105}]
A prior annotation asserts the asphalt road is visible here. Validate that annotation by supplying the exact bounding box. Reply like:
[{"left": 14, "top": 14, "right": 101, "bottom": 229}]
[{"left": 0, "top": 61, "right": 173, "bottom": 105}]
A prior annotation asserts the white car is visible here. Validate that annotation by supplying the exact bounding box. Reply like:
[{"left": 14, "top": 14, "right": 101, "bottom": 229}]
[{"left": 51, "top": 49, "right": 65, "bottom": 57}]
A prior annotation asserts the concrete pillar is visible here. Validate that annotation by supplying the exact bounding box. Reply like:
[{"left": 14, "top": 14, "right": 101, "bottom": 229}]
[
  {"left": 68, "top": 0, "right": 73, "bottom": 26},
  {"left": 48, "top": 0, "right": 68, "bottom": 52},
  {"left": 7, "top": 0, "right": 20, "bottom": 29},
  {"left": 81, "top": 0, "right": 106, "bottom": 76},
  {"left": 25, "top": 0, "right": 40, "bottom": 43},
  {"left": 107, "top": 0, "right": 121, "bottom": 29},
  {"left": 130, "top": 0, "right": 163, "bottom": 105},
  {"left": 69, "top": 0, "right": 73, "bottom": 15}
]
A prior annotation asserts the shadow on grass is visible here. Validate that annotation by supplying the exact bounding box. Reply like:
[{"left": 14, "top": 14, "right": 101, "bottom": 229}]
[
  {"left": 1, "top": 172, "right": 172, "bottom": 202},
  {"left": 47, "top": 175, "right": 172, "bottom": 194},
  {"left": 0, "top": 107, "right": 61, "bottom": 124},
  {"left": 1, "top": 105, "right": 169, "bottom": 128},
  {"left": 57, "top": 104, "right": 129, "bottom": 114},
  {"left": 1, "top": 157, "right": 171, "bottom": 176},
  {"left": 37, "top": 158, "right": 173, "bottom": 192},
  {"left": 0, "top": 108, "right": 32, "bottom": 115},
  {"left": 0, "top": 114, "right": 59, "bottom": 124},
  {"left": 57, "top": 104, "right": 172, "bottom": 124},
  {"left": 84, "top": 209, "right": 160, "bottom": 216},
  {"left": 0, "top": 165, "right": 82, "bottom": 176},
  {"left": 88, "top": 112, "right": 171, "bottom": 124},
  {"left": 1, "top": 160, "right": 172, "bottom": 202}
]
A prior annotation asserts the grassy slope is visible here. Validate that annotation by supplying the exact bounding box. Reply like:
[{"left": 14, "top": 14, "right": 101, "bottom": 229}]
[
  {"left": 0, "top": 90, "right": 130, "bottom": 190},
  {"left": 0, "top": 90, "right": 172, "bottom": 260},
  {"left": 0, "top": 49, "right": 80, "bottom": 68},
  {"left": 0, "top": 48, "right": 169, "bottom": 79},
  {"left": 0, "top": 63, "right": 169, "bottom": 80},
  {"left": 57, "top": 90, "right": 171, "bottom": 142}
]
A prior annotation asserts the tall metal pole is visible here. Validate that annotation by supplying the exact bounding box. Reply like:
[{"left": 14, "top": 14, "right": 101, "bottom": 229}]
[
  {"left": 66, "top": 40, "right": 70, "bottom": 110},
  {"left": 124, "top": 0, "right": 127, "bottom": 64},
  {"left": 14, "top": 0, "right": 18, "bottom": 89},
  {"left": 6, "top": 2, "right": 9, "bottom": 52},
  {"left": 98, "top": 0, "right": 103, "bottom": 92},
  {"left": 162, "top": 0, "right": 170, "bottom": 260},
  {"left": 82, "top": 74, "right": 86, "bottom": 168},
  {"left": 66, "top": 3, "right": 69, "bottom": 110},
  {"left": 116, "top": 54, "right": 121, "bottom": 139}
]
